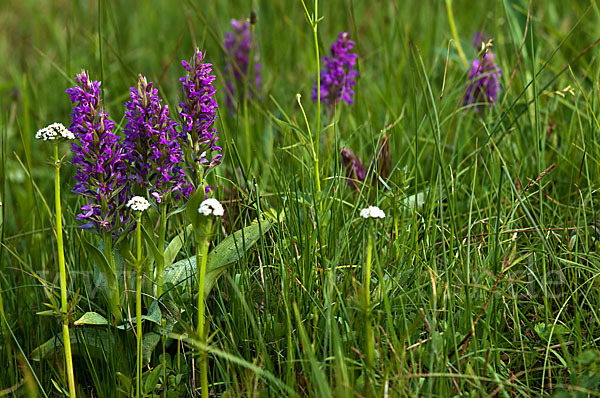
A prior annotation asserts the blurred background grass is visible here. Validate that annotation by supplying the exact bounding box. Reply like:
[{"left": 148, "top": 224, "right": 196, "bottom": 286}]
[{"left": 2, "top": 0, "right": 600, "bottom": 396}]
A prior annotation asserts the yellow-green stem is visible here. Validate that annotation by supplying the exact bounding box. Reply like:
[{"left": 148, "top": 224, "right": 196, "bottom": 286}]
[
  {"left": 445, "top": 0, "right": 469, "bottom": 68},
  {"left": 364, "top": 231, "right": 374, "bottom": 369},
  {"left": 135, "top": 212, "right": 143, "bottom": 398},
  {"left": 155, "top": 204, "right": 167, "bottom": 297},
  {"left": 54, "top": 144, "right": 76, "bottom": 398},
  {"left": 313, "top": 0, "right": 321, "bottom": 189},
  {"left": 196, "top": 231, "right": 210, "bottom": 398}
]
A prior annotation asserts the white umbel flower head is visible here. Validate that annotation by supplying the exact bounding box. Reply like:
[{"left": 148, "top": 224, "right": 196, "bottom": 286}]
[
  {"left": 198, "top": 198, "right": 224, "bottom": 217},
  {"left": 360, "top": 206, "right": 386, "bottom": 219},
  {"left": 35, "top": 123, "right": 75, "bottom": 141},
  {"left": 126, "top": 196, "right": 151, "bottom": 212}
]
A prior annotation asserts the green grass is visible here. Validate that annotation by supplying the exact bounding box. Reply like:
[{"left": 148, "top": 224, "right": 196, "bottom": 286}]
[{"left": 2, "top": 0, "right": 600, "bottom": 396}]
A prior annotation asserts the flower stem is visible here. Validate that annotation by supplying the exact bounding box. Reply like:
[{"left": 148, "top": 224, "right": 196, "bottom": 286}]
[
  {"left": 445, "top": 0, "right": 469, "bottom": 68},
  {"left": 195, "top": 228, "right": 210, "bottom": 398},
  {"left": 313, "top": 0, "right": 321, "bottom": 184},
  {"left": 135, "top": 212, "right": 143, "bottom": 398},
  {"left": 364, "top": 230, "right": 374, "bottom": 370},
  {"left": 155, "top": 204, "right": 167, "bottom": 298},
  {"left": 313, "top": 0, "right": 322, "bottom": 194},
  {"left": 102, "top": 230, "right": 120, "bottom": 321},
  {"left": 54, "top": 143, "right": 76, "bottom": 398}
]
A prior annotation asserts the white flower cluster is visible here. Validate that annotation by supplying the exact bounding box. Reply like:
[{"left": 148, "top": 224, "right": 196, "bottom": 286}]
[
  {"left": 360, "top": 206, "right": 386, "bottom": 219},
  {"left": 126, "top": 196, "right": 151, "bottom": 212},
  {"left": 198, "top": 198, "right": 224, "bottom": 217},
  {"left": 35, "top": 123, "right": 75, "bottom": 141}
]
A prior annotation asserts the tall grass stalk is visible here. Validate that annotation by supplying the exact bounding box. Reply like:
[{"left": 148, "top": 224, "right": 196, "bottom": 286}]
[
  {"left": 363, "top": 227, "right": 375, "bottom": 371},
  {"left": 53, "top": 143, "right": 76, "bottom": 398},
  {"left": 195, "top": 223, "right": 211, "bottom": 398},
  {"left": 134, "top": 211, "right": 143, "bottom": 398}
]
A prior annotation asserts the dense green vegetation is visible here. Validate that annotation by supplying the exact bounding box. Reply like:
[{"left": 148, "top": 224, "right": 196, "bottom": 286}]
[{"left": 1, "top": 0, "right": 600, "bottom": 396}]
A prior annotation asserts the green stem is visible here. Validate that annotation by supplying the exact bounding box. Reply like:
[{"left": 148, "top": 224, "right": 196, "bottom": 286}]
[
  {"left": 102, "top": 231, "right": 120, "bottom": 321},
  {"left": 0, "top": 284, "right": 11, "bottom": 375},
  {"left": 54, "top": 144, "right": 76, "bottom": 398},
  {"left": 155, "top": 204, "right": 167, "bottom": 298},
  {"left": 243, "top": 94, "right": 250, "bottom": 166},
  {"left": 313, "top": 0, "right": 321, "bottom": 186},
  {"left": 196, "top": 228, "right": 210, "bottom": 398},
  {"left": 445, "top": 0, "right": 468, "bottom": 68},
  {"left": 296, "top": 95, "right": 321, "bottom": 193},
  {"left": 364, "top": 230, "right": 374, "bottom": 369},
  {"left": 135, "top": 212, "right": 143, "bottom": 398}
]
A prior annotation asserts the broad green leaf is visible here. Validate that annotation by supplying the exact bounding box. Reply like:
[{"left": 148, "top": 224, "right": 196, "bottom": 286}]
[
  {"left": 142, "top": 224, "right": 162, "bottom": 261},
  {"left": 141, "top": 300, "right": 180, "bottom": 364},
  {"left": 185, "top": 188, "right": 206, "bottom": 230},
  {"left": 163, "top": 218, "right": 273, "bottom": 298},
  {"left": 142, "top": 300, "right": 162, "bottom": 325},
  {"left": 116, "top": 372, "right": 132, "bottom": 396},
  {"left": 31, "top": 327, "right": 123, "bottom": 361},
  {"left": 142, "top": 332, "right": 161, "bottom": 366},
  {"left": 164, "top": 224, "right": 193, "bottom": 268},
  {"left": 144, "top": 364, "right": 163, "bottom": 394},
  {"left": 82, "top": 238, "right": 116, "bottom": 291},
  {"left": 74, "top": 312, "right": 109, "bottom": 326}
]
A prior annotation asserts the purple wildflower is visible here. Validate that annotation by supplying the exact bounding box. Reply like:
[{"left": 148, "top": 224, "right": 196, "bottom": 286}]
[
  {"left": 224, "top": 18, "right": 261, "bottom": 110},
  {"left": 312, "top": 32, "right": 359, "bottom": 109},
  {"left": 124, "top": 75, "right": 192, "bottom": 201},
  {"left": 179, "top": 48, "right": 222, "bottom": 170},
  {"left": 341, "top": 135, "right": 391, "bottom": 188},
  {"left": 341, "top": 148, "right": 367, "bottom": 185},
  {"left": 465, "top": 34, "right": 501, "bottom": 109},
  {"left": 67, "top": 70, "right": 129, "bottom": 232}
]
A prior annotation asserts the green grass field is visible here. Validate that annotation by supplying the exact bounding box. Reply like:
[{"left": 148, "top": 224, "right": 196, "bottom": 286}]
[{"left": 2, "top": 0, "right": 600, "bottom": 396}]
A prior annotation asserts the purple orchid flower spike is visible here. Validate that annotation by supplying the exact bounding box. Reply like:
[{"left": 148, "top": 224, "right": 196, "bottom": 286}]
[
  {"left": 179, "top": 49, "right": 222, "bottom": 174},
  {"left": 313, "top": 32, "right": 359, "bottom": 111},
  {"left": 67, "top": 70, "right": 130, "bottom": 233},
  {"left": 224, "top": 18, "right": 261, "bottom": 111},
  {"left": 123, "top": 74, "right": 192, "bottom": 201},
  {"left": 464, "top": 33, "right": 502, "bottom": 110}
]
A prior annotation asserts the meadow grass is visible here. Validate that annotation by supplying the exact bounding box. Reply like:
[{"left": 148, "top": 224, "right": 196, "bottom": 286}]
[{"left": 1, "top": 0, "right": 600, "bottom": 396}]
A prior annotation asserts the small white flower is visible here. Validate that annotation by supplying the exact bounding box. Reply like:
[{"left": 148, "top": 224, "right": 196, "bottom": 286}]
[
  {"left": 35, "top": 123, "right": 75, "bottom": 141},
  {"left": 360, "top": 206, "right": 386, "bottom": 219},
  {"left": 198, "top": 198, "right": 224, "bottom": 217},
  {"left": 126, "top": 196, "right": 151, "bottom": 212}
]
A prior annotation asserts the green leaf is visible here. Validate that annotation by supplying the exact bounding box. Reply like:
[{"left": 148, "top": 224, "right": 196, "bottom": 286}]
[
  {"left": 185, "top": 188, "right": 206, "bottom": 230},
  {"left": 534, "top": 322, "right": 570, "bottom": 342},
  {"left": 142, "top": 301, "right": 162, "bottom": 325},
  {"left": 31, "top": 327, "right": 122, "bottom": 361},
  {"left": 577, "top": 350, "right": 599, "bottom": 365},
  {"left": 144, "top": 364, "right": 163, "bottom": 394},
  {"left": 403, "top": 191, "right": 426, "bottom": 210},
  {"left": 116, "top": 372, "right": 132, "bottom": 396},
  {"left": 164, "top": 224, "right": 193, "bottom": 268},
  {"left": 82, "top": 237, "right": 117, "bottom": 294},
  {"left": 142, "top": 332, "right": 162, "bottom": 366},
  {"left": 142, "top": 224, "right": 162, "bottom": 261},
  {"left": 74, "top": 312, "right": 109, "bottom": 326},
  {"left": 140, "top": 300, "right": 180, "bottom": 364},
  {"left": 163, "top": 218, "right": 273, "bottom": 298}
]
